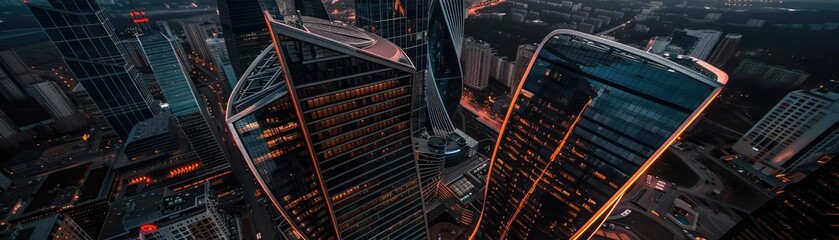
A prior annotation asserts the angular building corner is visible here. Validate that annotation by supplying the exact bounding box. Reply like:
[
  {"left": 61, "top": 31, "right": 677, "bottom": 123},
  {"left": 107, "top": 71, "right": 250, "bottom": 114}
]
[
  {"left": 469, "top": 29, "right": 727, "bottom": 240},
  {"left": 226, "top": 14, "right": 426, "bottom": 239}
]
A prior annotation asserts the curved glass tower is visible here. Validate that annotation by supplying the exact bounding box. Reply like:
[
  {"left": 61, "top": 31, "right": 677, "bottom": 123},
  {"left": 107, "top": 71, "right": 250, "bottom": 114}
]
[
  {"left": 470, "top": 30, "right": 727, "bottom": 240},
  {"left": 426, "top": 0, "right": 465, "bottom": 135},
  {"left": 227, "top": 16, "right": 426, "bottom": 239}
]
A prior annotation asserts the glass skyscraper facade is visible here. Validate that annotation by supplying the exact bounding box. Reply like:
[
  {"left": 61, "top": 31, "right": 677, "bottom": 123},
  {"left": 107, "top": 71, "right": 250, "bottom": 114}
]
[
  {"left": 139, "top": 32, "right": 229, "bottom": 172},
  {"left": 27, "top": 0, "right": 156, "bottom": 140},
  {"left": 355, "top": 0, "right": 431, "bottom": 137},
  {"left": 425, "top": 0, "right": 464, "bottom": 135},
  {"left": 722, "top": 157, "right": 837, "bottom": 240},
  {"left": 471, "top": 30, "right": 727, "bottom": 239},
  {"left": 355, "top": 0, "right": 429, "bottom": 71},
  {"left": 227, "top": 16, "right": 426, "bottom": 239},
  {"left": 295, "top": 0, "right": 331, "bottom": 20},
  {"left": 139, "top": 33, "right": 197, "bottom": 116},
  {"left": 218, "top": 0, "right": 274, "bottom": 78}
]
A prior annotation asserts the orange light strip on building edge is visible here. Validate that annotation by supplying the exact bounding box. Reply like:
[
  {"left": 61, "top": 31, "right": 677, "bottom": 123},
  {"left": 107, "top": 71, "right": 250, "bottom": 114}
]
[
  {"left": 499, "top": 99, "right": 592, "bottom": 239},
  {"left": 468, "top": 33, "right": 544, "bottom": 240},
  {"left": 570, "top": 89, "right": 722, "bottom": 240},
  {"left": 268, "top": 14, "right": 343, "bottom": 240}
]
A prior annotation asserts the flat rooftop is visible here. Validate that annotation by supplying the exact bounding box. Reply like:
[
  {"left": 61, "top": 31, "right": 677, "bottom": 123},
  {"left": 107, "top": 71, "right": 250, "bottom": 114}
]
[
  {"left": 125, "top": 112, "right": 172, "bottom": 145},
  {"left": 100, "top": 183, "right": 208, "bottom": 240},
  {"left": 10, "top": 214, "right": 60, "bottom": 240}
]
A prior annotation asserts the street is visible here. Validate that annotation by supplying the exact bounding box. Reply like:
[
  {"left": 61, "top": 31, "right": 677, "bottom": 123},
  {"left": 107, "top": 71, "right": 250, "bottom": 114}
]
[
  {"left": 608, "top": 143, "right": 771, "bottom": 239},
  {"left": 195, "top": 77, "right": 282, "bottom": 240}
]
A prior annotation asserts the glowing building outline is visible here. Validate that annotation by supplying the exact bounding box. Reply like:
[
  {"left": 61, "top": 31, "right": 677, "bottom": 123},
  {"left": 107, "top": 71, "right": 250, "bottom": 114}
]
[
  {"left": 469, "top": 29, "right": 727, "bottom": 240},
  {"left": 227, "top": 14, "right": 427, "bottom": 239}
]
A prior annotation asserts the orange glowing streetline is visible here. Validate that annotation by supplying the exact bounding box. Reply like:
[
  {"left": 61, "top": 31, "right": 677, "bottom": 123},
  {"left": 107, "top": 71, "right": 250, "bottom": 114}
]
[
  {"left": 468, "top": 31, "right": 542, "bottom": 240},
  {"left": 268, "top": 14, "right": 343, "bottom": 240},
  {"left": 569, "top": 89, "right": 722, "bottom": 240},
  {"left": 584, "top": 191, "right": 624, "bottom": 240},
  {"left": 499, "top": 99, "right": 592, "bottom": 239}
]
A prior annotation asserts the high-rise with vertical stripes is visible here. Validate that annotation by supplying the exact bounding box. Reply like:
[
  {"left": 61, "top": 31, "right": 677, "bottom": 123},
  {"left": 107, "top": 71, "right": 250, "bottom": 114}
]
[
  {"left": 470, "top": 30, "right": 727, "bottom": 239},
  {"left": 139, "top": 32, "right": 229, "bottom": 172},
  {"left": 27, "top": 0, "right": 156, "bottom": 140},
  {"left": 355, "top": 0, "right": 433, "bottom": 137},
  {"left": 217, "top": 0, "right": 274, "bottom": 78},
  {"left": 426, "top": 0, "right": 465, "bottom": 130},
  {"left": 227, "top": 15, "right": 427, "bottom": 239}
]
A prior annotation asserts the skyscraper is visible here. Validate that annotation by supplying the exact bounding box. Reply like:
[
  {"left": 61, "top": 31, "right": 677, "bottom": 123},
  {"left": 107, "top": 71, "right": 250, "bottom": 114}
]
[
  {"left": 227, "top": 16, "right": 425, "bottom": 239},
  {"left": 462, "top": 38, "right": 492, "bottom": 90},
  {"left": 26, "top": 81, "right": 79, "bottom": 121},
  {"left": 157, "top": 20, "right": 176, "bottom": 38},
  {"left": 206, "top": 36, "right": 238, "bottom": 88},
  {"left": 27, "top": 0, "right": 156, "bottom": 140},
  {"left": 470, "top": 30, "right": 726, "bottom": 239},
  {"left": 355, "top": 0, "right": 429, "bottom": 70},
  {"left": 416, "top": 136, "right": 447, "bottom": 206},
  {"left": 355, "top": 0, "right": 430, "bottom": 137},
  {"left": 295, "top": 0, "right": 331, "bottom": 20},
  {"left": 732, "top": 89, "right": 839, "bottom": 183},
  {"left": 0, "top": 109, "right": 23, "bottom": 151},
  {"left": 72, "top": 84, "right": 112, "bottom": 134},
  {"left": 117, "top": 38, "right": 152, "bottom": 72},
  {"left": 510, "top": 43, "right": 537, "bottom": 98},
  {"left": 139, "top": 32, "right": 229, "bottom": 172},
  {"left": 217, "top": 0, "right": 274, "bottom": 78},
  {"left": 0, "top": 64, "right": 28, "bottom": 102},
  {"left": 0, "top": 50, "right": 39, "bottom": 86},
  {"left": 0, "top": 50, "right": 39, "bottom": 102},
  {"left": 27, "top": 81, "right": 87, "bottom": 132},
  {"left": 708, "top": 33, "right": 742, "bottom": 67},
  {"left": 425, "top": 0, "right": 465, "bottom": 135},
  {"left": 721, "top": 157, "right": 837, "bottom": 240}
]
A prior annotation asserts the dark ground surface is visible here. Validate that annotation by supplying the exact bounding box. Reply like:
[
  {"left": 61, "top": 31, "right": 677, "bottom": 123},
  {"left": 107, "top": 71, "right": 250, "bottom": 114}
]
[
  {"left": 694, "top": 156, "right": 769, "bottom": 212},
  {"left": 648, "top": 150, "right": 700, "bottom": 188},
  {"left": 614, "top": 212, "right": 675, "bottom": 240}
]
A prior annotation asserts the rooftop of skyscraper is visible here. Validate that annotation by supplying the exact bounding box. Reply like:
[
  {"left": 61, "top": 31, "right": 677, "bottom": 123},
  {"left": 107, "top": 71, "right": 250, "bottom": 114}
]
[
  {"left": 554, "top": 29, "right": 728, "bottom": 86},
  {"left": 275, "top": 15, "right": 414, "bottom": 67}
]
